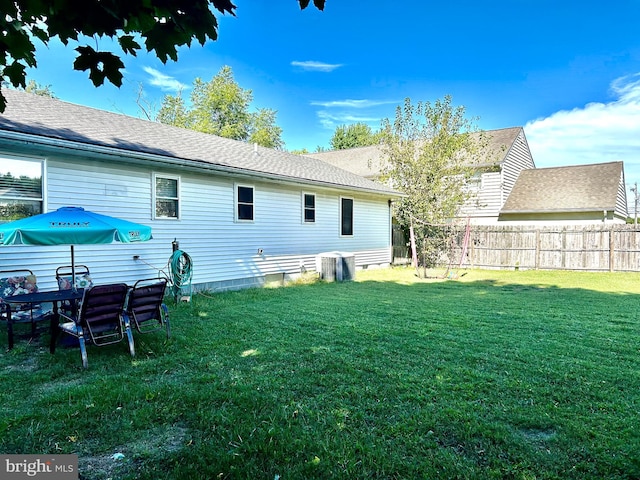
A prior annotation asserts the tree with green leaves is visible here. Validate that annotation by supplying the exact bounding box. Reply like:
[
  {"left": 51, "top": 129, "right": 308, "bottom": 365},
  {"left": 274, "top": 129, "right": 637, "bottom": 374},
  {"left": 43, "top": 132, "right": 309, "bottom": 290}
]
[
  {"left": 154, "top": 92, "right": 187, "bottom": 126},
  {"left": 0, "top": 0, "right": 325, "bottom": 112},
  {"left": 290, "top": 145, "right": 329, "bottom": 154},
  {"left": 290, "top": 148, "right": 310, "bottom": 155},
  {"left": 249, "top": 109, "right": 284, "bottom": 150},
  {"left": 380, "top": 96, "right": 484, "bottom": 275},
  {"left": 329, "top": 122, "right": 382, "bottom": 150},
  {"left": 23, "top": 79, "right": 55, "bottom": 98},
  {"left": 157, "top": 66, "right": 283, "bottom": 148}
]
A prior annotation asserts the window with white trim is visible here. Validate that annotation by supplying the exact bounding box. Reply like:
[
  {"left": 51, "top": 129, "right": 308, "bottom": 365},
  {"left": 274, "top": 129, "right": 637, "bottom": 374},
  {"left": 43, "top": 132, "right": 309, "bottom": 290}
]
[
  {"left": 340, "top": 197, "right": 353, "bottom": 236},
  {"left": 0, "top": 156, "right": 44, "bottom": 221},
  {"left": 303, "top": 192, "right": 315, "bottom": 223},
  {"left": 154, "top": 174, "right": 180, "bottom": 219},
  {"left": 465, "top": 172, "right": 483, "bottom": 192},
  {"left": 236, "top": 184, "right": 254, "bottom": 221}
]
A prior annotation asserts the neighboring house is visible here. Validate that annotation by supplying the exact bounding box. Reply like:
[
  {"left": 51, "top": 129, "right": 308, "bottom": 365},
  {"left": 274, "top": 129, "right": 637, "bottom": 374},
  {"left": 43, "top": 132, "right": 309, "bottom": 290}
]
[
  {"left": 308, "top": 127, "right": 536, "bottom": 224},
  {"left": 0, "top": 90, "right": 401, "bottom": 292},
  {"left": 498, "top": 162, "right": 628, "bottom": 224}
]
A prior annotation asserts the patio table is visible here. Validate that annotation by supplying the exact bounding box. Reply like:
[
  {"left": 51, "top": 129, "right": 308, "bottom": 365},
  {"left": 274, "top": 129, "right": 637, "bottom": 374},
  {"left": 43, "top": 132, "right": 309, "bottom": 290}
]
[{"left": 4, "top": 289, "right": 84, "bottom": 352}]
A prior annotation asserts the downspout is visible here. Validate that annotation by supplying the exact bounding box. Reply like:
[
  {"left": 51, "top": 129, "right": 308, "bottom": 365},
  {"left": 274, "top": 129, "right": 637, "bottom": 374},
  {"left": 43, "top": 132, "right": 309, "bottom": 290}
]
[
  {"left": 501, "top": 165, "right": 505, "bottom": 208},
  {"left": 388, "top": 199, "right": 393, "bottom": 264}
]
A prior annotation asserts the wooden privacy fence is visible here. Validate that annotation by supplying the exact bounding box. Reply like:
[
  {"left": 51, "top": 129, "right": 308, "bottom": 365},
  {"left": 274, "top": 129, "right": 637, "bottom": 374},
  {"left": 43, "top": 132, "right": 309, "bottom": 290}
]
[{"left": 448, "top": 224, "right": 640, "bottom": 272}]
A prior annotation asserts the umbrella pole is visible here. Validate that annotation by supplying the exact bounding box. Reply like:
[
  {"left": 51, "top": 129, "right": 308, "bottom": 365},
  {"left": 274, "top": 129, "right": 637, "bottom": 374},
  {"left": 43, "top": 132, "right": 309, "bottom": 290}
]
[{"left": 71, "top": 245, "right": 76, "bottom": 292}]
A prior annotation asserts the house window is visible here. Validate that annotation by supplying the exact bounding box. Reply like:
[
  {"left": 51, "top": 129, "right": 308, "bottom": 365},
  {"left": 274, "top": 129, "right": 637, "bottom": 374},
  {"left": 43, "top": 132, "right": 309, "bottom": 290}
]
[
  {"left": 154, "top": 174, "right": 180, "bottom": 219},
  {"left": 340, "top": 197, "right": 353, "bottom": 236},
  {"left": 236, "top": 184, "right": 254, "bottom": 221},
  {"left": 303, "top": 193, "right": 315, "bottom": 223},
  {"left": 0, "top": 156, "right": 44, "bottom": 221},
  {"left": 466, "top": 172, "right": 483, "bottom": 192}
]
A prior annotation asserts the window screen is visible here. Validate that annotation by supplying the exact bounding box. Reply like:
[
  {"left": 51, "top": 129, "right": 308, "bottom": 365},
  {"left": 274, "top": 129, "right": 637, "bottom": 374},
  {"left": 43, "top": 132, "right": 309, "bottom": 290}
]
[
  {"left": 155, "top": 176, "right": 179, "bottom": 219},
  {"left": 0, "top": 158, "right": 43, "bottom": 221}
]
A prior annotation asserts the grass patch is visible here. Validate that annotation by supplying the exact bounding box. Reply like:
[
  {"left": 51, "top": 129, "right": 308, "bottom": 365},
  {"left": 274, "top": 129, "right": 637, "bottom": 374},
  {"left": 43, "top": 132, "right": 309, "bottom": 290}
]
[{"left": 2, "top": 267, "right": 640, "bottom": 479}]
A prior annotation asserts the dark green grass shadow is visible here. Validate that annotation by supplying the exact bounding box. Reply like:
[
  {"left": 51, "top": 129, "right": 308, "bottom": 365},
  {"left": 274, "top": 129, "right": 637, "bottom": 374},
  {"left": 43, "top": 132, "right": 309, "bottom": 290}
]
[{"left": 1, "top": 272, "right": 640, "bottom": 479}]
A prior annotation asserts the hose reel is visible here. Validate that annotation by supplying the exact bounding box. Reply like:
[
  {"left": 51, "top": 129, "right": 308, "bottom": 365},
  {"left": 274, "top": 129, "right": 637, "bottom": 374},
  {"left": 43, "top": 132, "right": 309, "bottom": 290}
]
[{"left": 168, "top": 249, "right": 193, "bottom": 302}]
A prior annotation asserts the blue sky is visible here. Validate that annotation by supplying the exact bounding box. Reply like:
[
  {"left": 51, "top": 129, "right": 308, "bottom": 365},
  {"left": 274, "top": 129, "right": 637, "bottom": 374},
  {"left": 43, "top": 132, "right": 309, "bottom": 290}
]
[{"left": 24, "top": 1, "right": 640, "bottom": 211}]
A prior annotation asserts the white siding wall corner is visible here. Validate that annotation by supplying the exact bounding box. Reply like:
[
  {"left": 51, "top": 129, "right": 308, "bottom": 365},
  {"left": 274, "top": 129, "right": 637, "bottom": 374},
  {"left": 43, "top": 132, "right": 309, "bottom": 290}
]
[
  {"left": 616, "top": 173, "right": 629, "bottom": 219},
  {"left": 458, "top": 130, "right": 535, "bottom": 225},
  {"left": 501, "top": 131, "right": 536, "bottom": 197}
]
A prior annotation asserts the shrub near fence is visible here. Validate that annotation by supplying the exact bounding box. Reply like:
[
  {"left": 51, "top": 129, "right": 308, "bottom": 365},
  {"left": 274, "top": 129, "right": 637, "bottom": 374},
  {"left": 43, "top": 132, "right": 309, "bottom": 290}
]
[{"left": 453, "top": 224, "right": 640, "bottom": 272}]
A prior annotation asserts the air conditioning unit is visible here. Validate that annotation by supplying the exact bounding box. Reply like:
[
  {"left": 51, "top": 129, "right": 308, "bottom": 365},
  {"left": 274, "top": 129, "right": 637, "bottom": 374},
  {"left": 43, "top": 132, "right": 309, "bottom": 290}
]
[{"left": 316, "top": 252, "right": 355, "bottom": 282}]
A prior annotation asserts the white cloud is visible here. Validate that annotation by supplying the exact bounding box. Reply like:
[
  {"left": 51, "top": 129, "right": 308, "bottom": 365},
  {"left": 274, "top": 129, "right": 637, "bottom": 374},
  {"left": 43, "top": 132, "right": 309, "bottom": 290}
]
[
  {"left": 291, "top": 61, "right": 343, "bottom": 72},
  {"left": 311, "top": 98, "right": 398, "bottom": 130},
  {"left": 316, "top": 110, "right": 381, "bottom": 130},
  {"left": 143, "top": 67, "right": 188, "bottom": 92},
  {"left": 525, "top": 73, "right": 640, "bottom": 191},
  {"left": 311, "top": 99, "right": 397, "bottom": 108}
]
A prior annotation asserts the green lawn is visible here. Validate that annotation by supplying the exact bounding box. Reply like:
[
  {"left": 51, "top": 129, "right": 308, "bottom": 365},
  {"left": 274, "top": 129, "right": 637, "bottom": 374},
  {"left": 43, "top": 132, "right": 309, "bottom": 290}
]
[{"left": 2, "top": 267, "right": 640, "bottom": 479}]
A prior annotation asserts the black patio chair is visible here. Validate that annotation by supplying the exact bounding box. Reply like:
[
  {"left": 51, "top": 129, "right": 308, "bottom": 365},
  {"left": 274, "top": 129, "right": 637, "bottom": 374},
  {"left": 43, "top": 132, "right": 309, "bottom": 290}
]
[
  {"left": 55, "top": 283, "right": 134, "bottom": 368},
  {"left": 0, "top": 269, "right": 51, "bottom": 349},
  {"left": 126, "top": 278, "right": 170, "bottom": 338},
  {"left": 56, "top": 265, "right": 93, "bottom": 315},
  {"left": 56, "top": 265, "right": 93, "bottom": 291}
]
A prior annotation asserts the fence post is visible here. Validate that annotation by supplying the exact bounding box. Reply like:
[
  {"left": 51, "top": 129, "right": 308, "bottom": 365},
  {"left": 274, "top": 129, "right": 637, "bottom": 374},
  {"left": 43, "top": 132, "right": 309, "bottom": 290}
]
[
  {"left": 561, "top": 229, "right": 567, "bottom": 269},
  {"left": 609, "top": 226, "right": 615, "bottom": 272},
  {"left": 535, "top": 229, "right": 540, "bottom": 270}
]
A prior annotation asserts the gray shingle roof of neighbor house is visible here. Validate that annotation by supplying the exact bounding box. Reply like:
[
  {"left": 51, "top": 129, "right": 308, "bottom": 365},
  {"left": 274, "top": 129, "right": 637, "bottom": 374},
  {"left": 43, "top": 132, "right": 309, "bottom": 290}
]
[
  {"left": 500, "top": 162, "right": 624, "bottom": 213},
  {"left": 468, "top": 126, "right": 523, "bottom": 167},
  {"left": 307, "top": 144, "right": 386, "bottom": 179},
  {"left": 0, "top": 90, "right": 401, "bottom": 196},
  {"left": 306, "top": 126, "right": 524, "bottom": 178}
]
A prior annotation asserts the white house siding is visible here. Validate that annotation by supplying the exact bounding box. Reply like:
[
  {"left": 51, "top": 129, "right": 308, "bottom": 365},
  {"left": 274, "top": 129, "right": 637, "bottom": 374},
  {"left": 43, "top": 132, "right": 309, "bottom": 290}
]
[
  {"left": 1, "top": 153, "right": 392, "bottom": 291},
  {"left": 459, "top": 130, "right": 535, "bottom": 225},
  {"left": 459, "top": 173, "right": 503, "bottom": 224},
  {"left": 478, "top": 129, "right": 536, "bottom": 226},
  {"left": 615, "top": 172, "right": 628, "bottom": 220},
  {"left": 501, "top": 131, "right": 535, "bottom": 197}
]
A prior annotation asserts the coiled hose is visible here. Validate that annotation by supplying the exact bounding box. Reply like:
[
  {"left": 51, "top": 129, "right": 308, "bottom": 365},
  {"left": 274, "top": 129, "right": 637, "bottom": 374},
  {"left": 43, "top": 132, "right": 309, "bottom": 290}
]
[{"left": 168, "top": 249, "right": 193, "bottom": 301}]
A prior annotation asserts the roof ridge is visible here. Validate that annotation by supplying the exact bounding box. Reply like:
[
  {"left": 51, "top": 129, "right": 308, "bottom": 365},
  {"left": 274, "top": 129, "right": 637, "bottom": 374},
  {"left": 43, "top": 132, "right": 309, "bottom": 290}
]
[
  {"left": 0, "top": 90, "right": 401, "bottom": 196},
  {"left": 533, "top": 161, "right": 623, "bottom": 172}
]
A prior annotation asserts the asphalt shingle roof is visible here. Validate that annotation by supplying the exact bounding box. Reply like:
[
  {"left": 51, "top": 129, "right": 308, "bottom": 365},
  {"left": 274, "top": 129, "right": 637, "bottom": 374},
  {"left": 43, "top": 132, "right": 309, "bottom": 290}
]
[
  {"left": 501, "top": 162, "right": 624, "bottom": 213},
  {"left": 307, "top": 127, "right": 524, "bottom": 177},
  {"left": 0, "top": 90, "right": 399, "bottom": 196},
  {"left": 306, "top": 145, "right": 385, "bottom": 178}
]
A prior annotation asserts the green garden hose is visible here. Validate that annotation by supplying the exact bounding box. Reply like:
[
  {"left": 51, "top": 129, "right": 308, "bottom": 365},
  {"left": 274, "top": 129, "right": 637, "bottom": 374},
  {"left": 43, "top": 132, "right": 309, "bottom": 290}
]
[{"left": 168, "top": 249, "right": 193, "bottom": 301}]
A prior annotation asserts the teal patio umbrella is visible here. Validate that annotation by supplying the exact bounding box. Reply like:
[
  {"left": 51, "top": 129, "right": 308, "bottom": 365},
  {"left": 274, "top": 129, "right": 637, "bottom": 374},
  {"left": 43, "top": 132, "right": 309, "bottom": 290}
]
[{"left": 0, "top": 206, "right": 152, "bottom": 288}]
